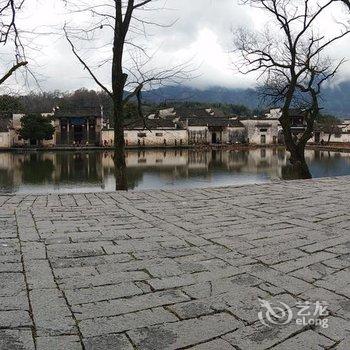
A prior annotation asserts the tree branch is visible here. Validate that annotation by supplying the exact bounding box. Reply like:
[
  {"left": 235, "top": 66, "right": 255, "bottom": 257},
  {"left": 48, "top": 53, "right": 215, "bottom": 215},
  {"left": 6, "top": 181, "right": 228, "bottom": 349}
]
[
  {"left": 0, "top": 61, "right": 27, "bottom": 85},
  {"left": 64, "top": 25, "right": 112, "bottom": 98}
]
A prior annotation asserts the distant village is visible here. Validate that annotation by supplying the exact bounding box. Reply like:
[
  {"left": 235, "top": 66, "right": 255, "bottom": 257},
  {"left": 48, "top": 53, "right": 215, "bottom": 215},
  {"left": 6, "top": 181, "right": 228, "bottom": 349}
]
[{"left": 0, "top": 105, "right": 350, "bottom": 149}]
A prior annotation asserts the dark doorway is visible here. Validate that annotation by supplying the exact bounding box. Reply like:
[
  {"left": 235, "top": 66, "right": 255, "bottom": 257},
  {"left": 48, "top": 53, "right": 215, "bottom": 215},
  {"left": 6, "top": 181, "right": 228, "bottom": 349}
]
[
  {"left": 212, "top": 132, "right": 217, "bottom": 144},
  {"left": 74, "top": 125, "right": 84, "bottom": 143}
]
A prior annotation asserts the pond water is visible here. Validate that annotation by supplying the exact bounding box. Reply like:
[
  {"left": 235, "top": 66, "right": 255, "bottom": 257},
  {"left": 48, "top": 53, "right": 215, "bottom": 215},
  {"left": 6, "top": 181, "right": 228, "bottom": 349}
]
[{"left": 0, "top": 148, "right": 349, "bottom": 193}]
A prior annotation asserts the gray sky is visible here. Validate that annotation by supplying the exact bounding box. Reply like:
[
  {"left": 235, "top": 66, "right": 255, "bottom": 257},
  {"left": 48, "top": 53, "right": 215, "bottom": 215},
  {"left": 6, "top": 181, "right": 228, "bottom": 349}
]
[{"left": 3, "top": 0, "right": 350, "bottom": 93}]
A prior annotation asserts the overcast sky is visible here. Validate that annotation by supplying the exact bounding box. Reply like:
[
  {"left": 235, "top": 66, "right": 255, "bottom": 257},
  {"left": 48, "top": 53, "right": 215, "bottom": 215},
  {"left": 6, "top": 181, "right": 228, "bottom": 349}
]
[{"left": 3, "top": 0, "right": 350, "bottom": 93}]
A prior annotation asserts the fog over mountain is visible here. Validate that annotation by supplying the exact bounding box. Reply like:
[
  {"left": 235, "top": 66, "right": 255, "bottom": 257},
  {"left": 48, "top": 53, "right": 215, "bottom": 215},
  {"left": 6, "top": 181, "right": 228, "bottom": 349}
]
[
  {"left": 4, "top": 0, "right": 350, "bottom": 96},
  {"left": 143, "top": 81, "right": 350, "bottom": 118}
]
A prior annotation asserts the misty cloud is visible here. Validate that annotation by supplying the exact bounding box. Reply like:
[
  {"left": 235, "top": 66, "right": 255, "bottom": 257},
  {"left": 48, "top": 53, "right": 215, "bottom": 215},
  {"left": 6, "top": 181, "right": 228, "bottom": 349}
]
[{"left": 2, "top": 0, "right": 350, "bottom": 93}]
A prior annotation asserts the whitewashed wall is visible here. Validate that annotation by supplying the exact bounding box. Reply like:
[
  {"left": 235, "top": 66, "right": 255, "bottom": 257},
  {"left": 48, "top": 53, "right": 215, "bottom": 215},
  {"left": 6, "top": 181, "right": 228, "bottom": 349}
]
[
  {"left": 0, "top": 132, "right": 12, "bottom": 148},
  {"left": 187, "top": 126, "right": 246, "bottom": 144},
  {"left": 309, "top": 132, "right": 350, "bottom": 144},
  {"left": 102, "top": 129, "right": 188, "bottom": 147}
]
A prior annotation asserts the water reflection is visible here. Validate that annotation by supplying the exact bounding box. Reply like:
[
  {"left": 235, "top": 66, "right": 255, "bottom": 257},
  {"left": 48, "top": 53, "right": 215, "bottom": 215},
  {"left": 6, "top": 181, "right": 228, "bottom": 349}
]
[{"left": 0, "top": 148, "right": 349, "bottom": 193}]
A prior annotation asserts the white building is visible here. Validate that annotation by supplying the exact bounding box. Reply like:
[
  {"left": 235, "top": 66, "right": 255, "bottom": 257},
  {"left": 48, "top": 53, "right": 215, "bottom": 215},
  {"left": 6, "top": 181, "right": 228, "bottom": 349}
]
[
  {"left": 3, "top": 106, "right": 350, "bottom": 149},
  {"left": 309, "top": 119, "right": 350, "bottom": 144},
  {"left": 240, "top": 118, "right": 280, "bottom": 145},
  {"left": 102, "top": 118, "right": 188, "bottom": 147},
  {"left": 182, "top": 117, "right": 247, "bottom": 145}
]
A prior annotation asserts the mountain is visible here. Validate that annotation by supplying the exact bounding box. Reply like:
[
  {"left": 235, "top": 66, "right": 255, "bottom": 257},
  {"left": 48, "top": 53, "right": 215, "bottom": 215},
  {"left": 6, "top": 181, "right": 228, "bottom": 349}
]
[
  {"left": 143, "top": 82, "right": 350, "bottom": 118},
  {"left": 321, "top": 81, "right": 350, "bottom": 117}
]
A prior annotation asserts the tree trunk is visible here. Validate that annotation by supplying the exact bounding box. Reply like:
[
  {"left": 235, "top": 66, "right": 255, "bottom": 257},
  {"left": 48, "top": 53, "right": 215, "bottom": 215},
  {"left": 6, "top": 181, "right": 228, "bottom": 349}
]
[
  {"left": 279, "top": 114, "right": 312, "bottom": 180},
  {"left": 281, "top": 136, "right": 312, "bottom": 179},
  {"left": 113, "top": 148, "right": 127, "bottom": 191},
  {"left": 111, "top": 2, "right": 128, "bottom": 191},
  {"left": 113, "top": 103, "right": 127, "bottom": 191},
  {"left": 279, "top": 115, "right": 301, "bottom": 161}
]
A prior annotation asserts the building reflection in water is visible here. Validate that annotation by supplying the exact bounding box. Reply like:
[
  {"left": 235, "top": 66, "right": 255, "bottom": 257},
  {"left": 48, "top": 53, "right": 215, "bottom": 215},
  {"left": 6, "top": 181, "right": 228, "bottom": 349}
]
[{"left": 0, "top": 148, "right": 349, "bottom": 193}]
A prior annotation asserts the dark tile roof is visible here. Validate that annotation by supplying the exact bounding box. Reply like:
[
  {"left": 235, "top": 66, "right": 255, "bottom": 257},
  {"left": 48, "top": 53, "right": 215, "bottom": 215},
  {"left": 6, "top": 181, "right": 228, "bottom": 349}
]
[
  {"left": 174, "top": 107, "right": 209, "bottom": 118},
  {"left": 210, "top": 108, "right": 226, "bottom": 118},
  {"left": 289, "top": 108, "right": 307, "bottom": 117},
  {"left": 125, "top": 118, "right": 181, "bottom": 130},
  {"left": 174, "top": 107, "right": 224, "bottom": 119},
  {"left": 54, "top": 108, "right": 101, "bottom": 118},
  {"left": 181, "top": 116, "right": 245, "bottom": 128},
  {"left": 239, "top": 116, "right": 277, "bottom": 121},
  {"left": 255, "top": 123, "right": 273, "bottom": 128},
  {"left": 255, "top": 108, "right": 306, "bottom": 119}
]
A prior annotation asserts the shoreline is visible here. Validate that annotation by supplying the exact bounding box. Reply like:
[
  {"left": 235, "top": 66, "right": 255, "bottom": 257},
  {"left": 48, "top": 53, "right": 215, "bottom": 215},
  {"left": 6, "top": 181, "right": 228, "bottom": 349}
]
[
  {"left": 0, "top": 143, "right": 350, "bottom": 153},
  {"left": 305, "top": 144, "right": 350, "bottom": 153}
]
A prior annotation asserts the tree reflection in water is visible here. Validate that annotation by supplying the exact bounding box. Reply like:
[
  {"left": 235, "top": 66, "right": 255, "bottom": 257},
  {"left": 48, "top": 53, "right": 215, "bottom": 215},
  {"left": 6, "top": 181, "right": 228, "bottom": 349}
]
[
  {"left": 20, "top": 154, "right": 55, "bottom": 183},
  {"left": 282, "top": 161, "right": 312, "bottom": 180},
  {"left": 0, "top": 167, "right": 15, "bottom": 192},
  {"left": 113, "top": 150, "right": 127, "bottom": 191}
]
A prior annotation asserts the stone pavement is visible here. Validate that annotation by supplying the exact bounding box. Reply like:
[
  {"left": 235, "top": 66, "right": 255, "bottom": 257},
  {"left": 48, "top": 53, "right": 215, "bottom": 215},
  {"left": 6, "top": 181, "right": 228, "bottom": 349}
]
[{"left": 0, "top": 177, "right": 350, "bottom": 350}]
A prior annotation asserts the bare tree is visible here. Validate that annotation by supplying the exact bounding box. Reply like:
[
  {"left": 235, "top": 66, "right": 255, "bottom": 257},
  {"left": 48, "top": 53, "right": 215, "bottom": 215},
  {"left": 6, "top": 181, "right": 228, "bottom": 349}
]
[
  {"left": 63, "top": 0, "right": 190, "bottom": 189},
  {"left": 235, "top": 0, "right": 350, "bottom": 178},
  {"left": 0, "top": 0, "right": 28, "bottom": 87}
]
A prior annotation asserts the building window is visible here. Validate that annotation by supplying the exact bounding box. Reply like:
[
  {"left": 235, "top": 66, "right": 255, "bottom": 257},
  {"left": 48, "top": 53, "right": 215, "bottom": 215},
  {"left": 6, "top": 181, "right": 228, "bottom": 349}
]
[
  {"left": 137, "top": 132, "right": 147, "bottom": 138},
  {"left": 260, "top": 128, "right": 268, "bottom": 132},
  {"left": 156, "top": 133, "right": 163, "bottom": 137}
]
